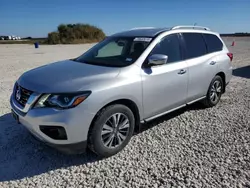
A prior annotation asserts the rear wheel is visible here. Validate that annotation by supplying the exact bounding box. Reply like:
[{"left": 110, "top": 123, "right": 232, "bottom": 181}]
[
  {"left": 88, "top": 104, "right": 135, "bottom": 158},
  {"left": 202, "top": 75, "right": 224, "bottom": 107}
]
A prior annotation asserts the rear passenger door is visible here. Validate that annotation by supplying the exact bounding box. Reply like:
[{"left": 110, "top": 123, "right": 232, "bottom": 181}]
[{"left": 181, "top": 32, "right": 218, "bottom": 102}]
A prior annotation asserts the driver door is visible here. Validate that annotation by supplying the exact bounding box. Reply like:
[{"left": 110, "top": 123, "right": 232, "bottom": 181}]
[{"left": 141, "top": 34, "right": 188, "bottom": 119}]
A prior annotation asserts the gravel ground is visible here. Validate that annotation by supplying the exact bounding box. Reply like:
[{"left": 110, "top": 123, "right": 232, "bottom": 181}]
[{"left": 0, "top": 39, "right": 249, "bottom": 188}]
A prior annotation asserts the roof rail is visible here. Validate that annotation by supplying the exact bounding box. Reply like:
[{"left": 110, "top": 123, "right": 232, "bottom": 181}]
[
  {"left": 130, "top": 27, "right": 155, "bottom": 30},
  {"left": 171, "top": 25, "right": 210, "bottom": 31}
]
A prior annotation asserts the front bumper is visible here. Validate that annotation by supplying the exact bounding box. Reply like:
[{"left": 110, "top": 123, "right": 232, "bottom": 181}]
[
  {"left": 31, "top": 133, "right": 87, "bottom": 154},
  {"left": 10, "top": 94, "right": 95, "bottom": 154}
]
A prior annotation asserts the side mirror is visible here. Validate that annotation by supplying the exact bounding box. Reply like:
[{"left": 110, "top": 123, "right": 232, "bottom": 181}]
[{"left": 148, "top": 54, "right": 168, "bottom": 66}]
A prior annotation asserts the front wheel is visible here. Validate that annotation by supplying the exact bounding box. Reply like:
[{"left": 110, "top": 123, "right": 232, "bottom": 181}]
[
  {"left": 202, "top": 75, "right": 224, "bottom": 107},
  {"left": 88, "top": 104, "right": 135, "bottom": 158}
]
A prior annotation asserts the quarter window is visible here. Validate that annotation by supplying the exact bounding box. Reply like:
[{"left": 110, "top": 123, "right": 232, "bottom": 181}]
[
  {"left": 203, "top": 34, "right": 223, "bottom": 53},
  {"left": 149, "top": 34, "right": 181, "bottom": 63},
  {"left": 182, "top": 33, "right": 207, "bottom": 59}
]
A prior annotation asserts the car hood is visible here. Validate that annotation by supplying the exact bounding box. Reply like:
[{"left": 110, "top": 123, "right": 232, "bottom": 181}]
[{"left": 17, "top": 60, "right": 120, "bottom": 93}]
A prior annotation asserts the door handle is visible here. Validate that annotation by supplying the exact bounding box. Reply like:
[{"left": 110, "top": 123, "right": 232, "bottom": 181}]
[
  {"left": 210, "top": 61, "right": 217, "bottom": 65},
  {"left": 178, "top": 69, "right": 186, "bottom": 75}
]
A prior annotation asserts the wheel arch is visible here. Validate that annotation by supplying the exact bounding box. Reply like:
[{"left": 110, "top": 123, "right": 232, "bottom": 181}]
[{"left": 88, "top": 98, "right": 142, "bottom": 141}]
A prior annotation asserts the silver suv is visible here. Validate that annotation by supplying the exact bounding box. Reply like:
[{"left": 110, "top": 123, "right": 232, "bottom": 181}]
[{"left": 10, "top": 26, "right": 233, "bottom": 157}]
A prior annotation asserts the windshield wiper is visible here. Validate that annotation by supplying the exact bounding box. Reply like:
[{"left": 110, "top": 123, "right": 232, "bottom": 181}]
[{"left": 71, "top": 58, "right": 127, "bottom": 67}]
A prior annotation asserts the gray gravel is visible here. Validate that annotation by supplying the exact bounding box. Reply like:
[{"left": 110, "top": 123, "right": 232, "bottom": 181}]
[{"left": 0, "top": 39, "right": 250, "bottom": 188}]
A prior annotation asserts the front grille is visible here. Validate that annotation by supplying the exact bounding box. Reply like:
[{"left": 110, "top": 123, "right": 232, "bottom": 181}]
[{"left": 15, "top": 84, "right": 33, "bottom": 107}]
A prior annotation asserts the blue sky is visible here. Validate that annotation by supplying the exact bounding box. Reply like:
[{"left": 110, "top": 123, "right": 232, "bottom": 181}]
[{"left": 0, "top": 0, "right": 249, "bottom": 37}]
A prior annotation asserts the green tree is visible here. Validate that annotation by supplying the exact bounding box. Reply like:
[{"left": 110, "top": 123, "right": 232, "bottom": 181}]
[
  {"left": 47, "top": 32, "right": 60, "bottom": 44},
  {"left": 47, "top": 23, "right": 105, "bottom": 44}
]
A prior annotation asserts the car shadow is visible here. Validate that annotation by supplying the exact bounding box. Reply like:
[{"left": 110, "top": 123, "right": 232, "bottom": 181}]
[
  {"left": 233, "top": 66, "right": 250, "bottom": 79},
  {"left": 0, "top": 113, "right": 100, "bottom": 182},
  {"left": 0, "top": 102, "right": 205, "bottom": 182}
]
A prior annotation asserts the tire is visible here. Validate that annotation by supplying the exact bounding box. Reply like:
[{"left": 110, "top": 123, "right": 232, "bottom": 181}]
[
  {"left": 88, "top": 104, "right": 135, "bottom": 158},
  {"left": 202, "top": 75, "right": 224, "bottom": 108}
]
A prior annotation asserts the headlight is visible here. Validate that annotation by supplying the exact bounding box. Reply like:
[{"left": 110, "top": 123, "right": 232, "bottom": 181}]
[{"left": 34, "top": 91, "right": 91, "bottom": 109}]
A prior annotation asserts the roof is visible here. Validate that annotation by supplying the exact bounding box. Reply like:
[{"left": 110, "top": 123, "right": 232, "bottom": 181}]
[
  {"left": 110, "top": 25, "right": 214, "bottom": 38},
  {"left": 111, "top": 27, "right": 170, "bottom": 37}
]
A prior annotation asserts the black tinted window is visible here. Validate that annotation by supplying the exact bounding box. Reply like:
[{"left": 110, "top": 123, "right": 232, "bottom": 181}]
[
  {"left": 182, "top": 33, "right": 207, "bottom": 59},
  {"left": 150, "top": 34, "right": 181, "bottom": 63},
  {"left": 203, "top": 34, "right": 223, "bottom": 53}
]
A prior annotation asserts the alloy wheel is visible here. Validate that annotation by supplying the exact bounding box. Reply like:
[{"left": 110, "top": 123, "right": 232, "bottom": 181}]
[
  {"left": 210, "top": 80, "right": 222, "bottom": 103},
  {"left": 101, "top": 113, "right": 130, "bottom": 148}
]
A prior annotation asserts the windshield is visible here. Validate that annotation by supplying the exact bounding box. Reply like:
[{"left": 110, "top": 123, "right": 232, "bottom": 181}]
[{"left": 75, "top": 36, "right": 152, "bottom": 67}]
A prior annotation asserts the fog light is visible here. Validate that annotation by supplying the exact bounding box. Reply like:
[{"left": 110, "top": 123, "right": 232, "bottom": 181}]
[{"left": 40, "top": 126, "right": 67, "bottom": 140}]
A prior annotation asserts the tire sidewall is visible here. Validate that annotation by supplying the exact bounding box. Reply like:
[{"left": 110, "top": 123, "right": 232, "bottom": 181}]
[{"left": 89, "top": 104, "right": 135, "bottom": 157}]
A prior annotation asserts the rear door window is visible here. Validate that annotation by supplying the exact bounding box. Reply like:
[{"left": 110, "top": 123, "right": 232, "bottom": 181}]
[
  {"left": 182, "top": 33, "right": 207, "bottom": 59},
  {"left": 203, "top": 34, "right": 223, "bottom": 53}
]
